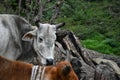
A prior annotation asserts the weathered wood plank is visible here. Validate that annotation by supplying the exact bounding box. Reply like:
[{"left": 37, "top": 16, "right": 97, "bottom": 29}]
[{"left": 55, "top": 30, "right": 120, "bottom": 80}]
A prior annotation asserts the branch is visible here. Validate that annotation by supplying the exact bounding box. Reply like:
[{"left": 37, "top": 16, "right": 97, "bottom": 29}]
[
  {"left": 33, "top": 0, "right": 43, "bottom": 22},
  {"left": 43, "top": 5, "right": 55, "bottom": 12},
  {"left": 49, "top": 0, "right": 63, "bottom": 23},
  {"left": 18, "top": 0, "right": 22, "bottom": 15}
]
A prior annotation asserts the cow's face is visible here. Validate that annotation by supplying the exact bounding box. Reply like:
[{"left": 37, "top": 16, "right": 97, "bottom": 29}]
[
  {"left": 22, "top": 23, "right": 56, "bottom": 65},
  {"left": 44, "top": 61, "right": 78, "bottom": 80}
]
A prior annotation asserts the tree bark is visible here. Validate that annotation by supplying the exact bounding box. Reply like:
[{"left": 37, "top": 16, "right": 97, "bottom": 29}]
[{"left": 54, "top": 29, "right": 120, "bottom": 80}]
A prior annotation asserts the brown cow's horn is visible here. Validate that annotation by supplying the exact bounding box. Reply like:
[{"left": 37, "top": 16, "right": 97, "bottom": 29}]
[{"left": 56, "top": 22, "right": 65, "bottom": 29}]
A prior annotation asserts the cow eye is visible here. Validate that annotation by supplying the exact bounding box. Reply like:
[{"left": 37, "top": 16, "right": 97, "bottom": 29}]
[{"left": 39, "top": 37, "right": 43, "bottom": 42}]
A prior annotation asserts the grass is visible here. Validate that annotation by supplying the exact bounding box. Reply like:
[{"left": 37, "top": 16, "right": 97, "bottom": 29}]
[{"left": 81, "top": 32, "right": 120, "bottom": 56}]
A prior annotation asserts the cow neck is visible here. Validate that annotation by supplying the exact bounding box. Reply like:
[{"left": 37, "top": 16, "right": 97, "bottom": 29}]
[{"left": 31, "top": 66, "right": 46, "bottom": 80}]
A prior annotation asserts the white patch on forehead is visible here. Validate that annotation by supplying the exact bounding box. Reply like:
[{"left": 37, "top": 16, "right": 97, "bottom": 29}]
[
  {"left": 39, "top": 24, "right": 56, "bottom": 33},
  {"left": 38, "top": 23, "right": 56, "bottom": 40}
]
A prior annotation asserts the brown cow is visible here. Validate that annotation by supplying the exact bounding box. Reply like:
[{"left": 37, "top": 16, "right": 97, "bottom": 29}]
[{"left": 0, "top": 56, "right": 78, "bottom": 80}]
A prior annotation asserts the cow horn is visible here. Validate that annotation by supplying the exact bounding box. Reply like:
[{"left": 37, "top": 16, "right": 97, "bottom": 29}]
[
  {"left": 56, "top": 22, "right": 65, "bottom": 29},
  {"left": 35, "top": 20, "right": 40, "bottom": 28}
]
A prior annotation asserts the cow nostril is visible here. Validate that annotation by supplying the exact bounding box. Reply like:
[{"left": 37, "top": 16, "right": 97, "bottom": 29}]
[{"left": 46, "top": 59, "right": 54, "bottom": 65}]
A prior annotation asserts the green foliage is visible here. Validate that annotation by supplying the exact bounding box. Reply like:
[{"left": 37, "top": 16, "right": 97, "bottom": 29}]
[
  {"left": 82, "top": 39, "right": 113, "bottom": 54},
  {"left": 81, "top": 32, "right": 120, "bottom": 56},
  {"left": 60, "top": 0, "right": 120, "bottom": 56},
  {"left": 81, "top": 33, "right": 111, "bottom": 54}
]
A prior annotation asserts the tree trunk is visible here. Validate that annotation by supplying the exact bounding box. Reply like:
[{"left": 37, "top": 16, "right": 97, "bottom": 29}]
[{"left": 55, "top": 29, "right": 120, "bottom": 80}]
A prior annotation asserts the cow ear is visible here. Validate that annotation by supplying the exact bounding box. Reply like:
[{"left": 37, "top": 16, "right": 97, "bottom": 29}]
[
  {"left": 62, "top": 65, "right": 71, "bottom": 76},
  {"left": 22, "top": 28, "right": 37, "bottom": 41}
]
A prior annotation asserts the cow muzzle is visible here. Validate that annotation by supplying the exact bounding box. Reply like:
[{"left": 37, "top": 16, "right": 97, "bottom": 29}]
[{"left": 46, "top": 58, "right": 54, "bottom": 65}]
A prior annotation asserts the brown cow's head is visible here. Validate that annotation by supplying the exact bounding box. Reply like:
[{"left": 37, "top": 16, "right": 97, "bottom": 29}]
[{"left": 44, "top": 61, "right": 78, "bottom": 80}]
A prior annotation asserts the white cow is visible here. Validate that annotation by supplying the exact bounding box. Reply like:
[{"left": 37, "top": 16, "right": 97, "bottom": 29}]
[{"left": 0, "top": 14, "right": 64, "bottom": 65}]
